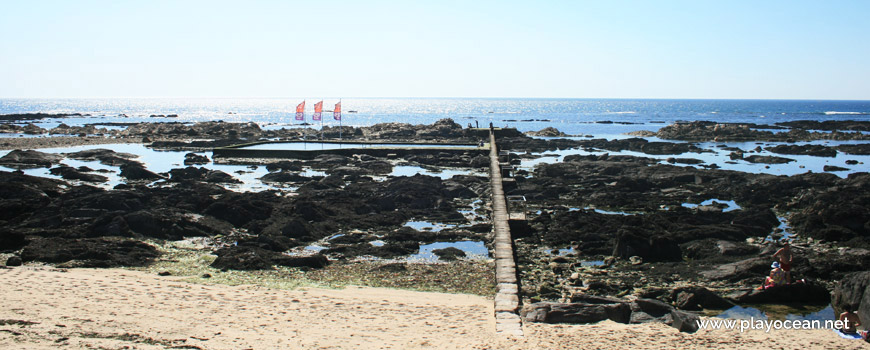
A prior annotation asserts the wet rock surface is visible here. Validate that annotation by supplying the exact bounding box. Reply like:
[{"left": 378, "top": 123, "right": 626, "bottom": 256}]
[
  {"left": 765, "top": 144, "right": 838, "bottom": 157},
  {"left": 743, "top": 155, "right": 795, "bottom": 164},
  {"left": 521, "top": 295, "right": 701, "bottom": 333},
  {"left": 775, "top": 120, "right": 870, "bottom": 132},
  {"left": 656, "top": 121, "right": 870, "bottom": 141},
  {"left": 526, "top": 127, "right": 568, "bottom": 137},
  {"left": 727, "top": 282, "right": 830, "bottom": 304},
  {"left": 0, "top": 148, "right": 487, "bottom": 270},
  {"left": 509, "top": 146, "right": 868, "bottom": 311},
  {"left": 0, "top": 150, "right": 63, "bottom": 168},
  {"left": 49, "top": 165, "right": 109, "bottom": 182},
  {"left": 20, "top": 236, "right": 158, "bottom": 267}
]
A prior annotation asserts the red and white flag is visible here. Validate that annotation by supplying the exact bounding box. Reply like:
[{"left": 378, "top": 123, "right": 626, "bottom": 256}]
[
  {"left": 333, "top": 101, "right": 341, "bottom": 121},
  {"left": 295, "top": 101, "right": 305, "bottom": 121},
  {"left": 313, "top": 101, "right": 323, "bottom": 121}
]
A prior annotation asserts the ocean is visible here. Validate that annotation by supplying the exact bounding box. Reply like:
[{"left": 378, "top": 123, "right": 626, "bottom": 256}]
[
  {"left": 2, "top": 98, "right": 869, "bottom": 187},
  {"left": 2, "top": 98, "right": 870, "bottom": 137}
]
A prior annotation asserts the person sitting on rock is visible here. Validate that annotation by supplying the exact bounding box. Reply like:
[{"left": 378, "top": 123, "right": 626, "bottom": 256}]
[
  {"left": 838, "top": 304, "right": 861, "bottom": 334},
  {"left": 763, "top": 262, "right": 786, "bottom": 289},
  {"left": 773, "top": 241, "right": 794, "bottom": 283}
]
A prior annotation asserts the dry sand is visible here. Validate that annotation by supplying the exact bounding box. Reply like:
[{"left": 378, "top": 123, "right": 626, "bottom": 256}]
[{"left": 1, "top": 266, "right": 867, "bottom": 350}]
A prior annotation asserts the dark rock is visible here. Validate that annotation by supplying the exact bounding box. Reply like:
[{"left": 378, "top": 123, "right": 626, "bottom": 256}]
[
  {"left": 158, "top": 271, "right": 172, "bottom": 276},
  {"left": 0, "top": 150, "right": 63, "bottom": 168},
  {"left": 743, "top": 155, "right": 795, "bottom": 164},
  {"left": 668, "top": 310, "right": 700, "bottom": 333},
  {"left": 831, "top": 271, "right": 870, "bottom": 328},
  {"left": 521, "top": 302, "right": 631, "bottom": 324},
  {"left": 580, "top": 138, "right": 704, "bottom": 155},
  {"left": 699, "top": 257, "right": 771, "bottom": 281},
  {"left": 717, "top": 240, "right": 759, "bottom": 256},
  {"left": 259, "top": 171, "right": 310, "bottom": 183},
  {"left": 5, "top": 256, "right": 22, "bottom": 267},
  {"left": 788, "top": 176, "right": 870, "bottom": 242},
  {"left": 48, "top": 165, "right": 109, "bottom": 182},
  {"left": 765, "top": 145, "right": 837, "bottom": 157},
  {"left": 0, "top": 231, "right": 27, "bottom": 252},
  {"left": 526, "top": 127, "right": 567, "bottom": 137},
  {"left": 728, "top": 282, "right": 830, "bottom": 304},
  {"left": 65, "top": 149, "right": 139, "bottom": 166},
  {"left": 203, "top": 170, "right": 240, "bottom": 183},
  {"left": 358, "top": 160, "right": 393, "bottom": 174},
  {"left": 22, "top": 123, "right": 47, "bottom": 134},
  {"left": 168, "top": 167, "right": 208, "bottom": 182},
  {"left": 0, "top": 112, "right": 83, "bottom": 121},
  {"left": 432, "top": 247, "right": 466, "bottom": 260},
  {"left": 19, "top": 237, "right": 158, "bottom": 267},
  {"left": 122, "top": 121, "right": 263, "bottom": 139},
  {"left": 776, "top": 120, "right": 870, "bottom": 132},
  {"left": 612, "top": 231, "right": 682, "bottom": 262},
  {"left": 839, "top": 144, "right": 870, "bottom": 155},
  {"left": 823, "top": 165, "right": 849, "bottom": 172},
  {"left": 328, "top": 166, "right": 367, "bottom": 176},
  {"left": 658, "top": 121, "right": 870, "bottom": 142},
  {"left": 265, "top": 161, "right": 303, "bottom": 172},
  {"left": 120, "top": 209, "right": 227, "bottom": 240},
  {"left": 470, "top": 156, "right": 489, "bottom": 168},
  {"left": 567, "top": 294, "right": 623, "bottom": 304},
  {"left": 667, "top": 158, "right": 705, "bottom": 165},
  {"left": 184, "top": 153, "right": 210, "bottom": 165},
  {"left": 671, "top": 287, "right": 735, "bottom": 310},
  {"left": 204, "top": 192, "right": 275, "bottom": 227},
  {"left": 119, "top": 164, "right": 163, "bottom": 180},
  {"left": 633, "top": 298, "right": 674, "bottom": 317},
  {"left": 629, "top": 311, "right": 659, "bottom": 324}
]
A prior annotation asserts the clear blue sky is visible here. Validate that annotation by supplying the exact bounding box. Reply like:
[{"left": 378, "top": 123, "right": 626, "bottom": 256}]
[{"left": 1, "top": 0, "right": 868, "bottom": 99}]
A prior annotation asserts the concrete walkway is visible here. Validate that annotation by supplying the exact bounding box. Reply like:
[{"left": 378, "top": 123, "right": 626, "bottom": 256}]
[{"left": 488, "top": 129, "right": 524, "bottom": 338}]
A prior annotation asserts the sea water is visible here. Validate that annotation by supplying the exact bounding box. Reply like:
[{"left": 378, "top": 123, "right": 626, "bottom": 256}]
[{"left": 3, "top": 98, "right": 870, "bottom": 138}]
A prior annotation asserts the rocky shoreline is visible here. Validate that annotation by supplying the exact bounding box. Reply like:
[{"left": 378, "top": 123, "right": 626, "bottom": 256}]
[{"left": 1, "top": 117, "right": 870, "bottom": 333}]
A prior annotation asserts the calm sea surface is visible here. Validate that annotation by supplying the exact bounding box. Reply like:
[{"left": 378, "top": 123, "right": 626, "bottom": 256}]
[{"left": 2, "top": 98, "right": 870, "bottom": 136}]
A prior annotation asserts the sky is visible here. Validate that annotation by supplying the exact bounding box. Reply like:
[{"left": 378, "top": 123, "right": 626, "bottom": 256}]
[{"left": 1, "top": 0, "right": 869, "bottom": 99}]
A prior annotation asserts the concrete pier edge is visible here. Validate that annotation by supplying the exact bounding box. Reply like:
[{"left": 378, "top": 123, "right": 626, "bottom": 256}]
[{"left": 488, "top": 129, "right": 524, "bottom": 338}]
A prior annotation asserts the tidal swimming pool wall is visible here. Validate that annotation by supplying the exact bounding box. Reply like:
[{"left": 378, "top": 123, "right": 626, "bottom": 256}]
[{"left": 213, "top": 140, "right": 490, "bottom": 159}]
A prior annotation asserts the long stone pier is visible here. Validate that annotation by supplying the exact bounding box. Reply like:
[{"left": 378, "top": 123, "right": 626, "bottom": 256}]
[{"left": 488, "top": 129, "right": 524, "bottom": 337}]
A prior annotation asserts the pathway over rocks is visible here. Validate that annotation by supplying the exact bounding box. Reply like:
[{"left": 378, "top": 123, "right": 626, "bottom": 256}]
[{"left": 488, "top": 129, "right": 524, "bottom": 338}]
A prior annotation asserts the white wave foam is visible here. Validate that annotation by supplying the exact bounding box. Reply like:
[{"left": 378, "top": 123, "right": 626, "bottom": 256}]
[{"left": 824, "top": 111, "right": 866, "bottom": 115}]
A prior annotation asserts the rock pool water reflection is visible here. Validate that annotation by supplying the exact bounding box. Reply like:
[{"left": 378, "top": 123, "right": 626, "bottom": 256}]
[{"left": 410, "top": 241, "right": 489, "bottom": 262}]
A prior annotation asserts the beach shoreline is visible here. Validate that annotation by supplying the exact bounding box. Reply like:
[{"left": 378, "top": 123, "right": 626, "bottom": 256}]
[{"left": 1, "top": 266, "right": 866, "bottom": 349}]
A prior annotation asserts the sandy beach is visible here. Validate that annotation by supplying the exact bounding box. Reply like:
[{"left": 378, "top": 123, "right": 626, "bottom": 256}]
[{"left": 1, "top": 266, "right": 866, "bottom": 350}]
